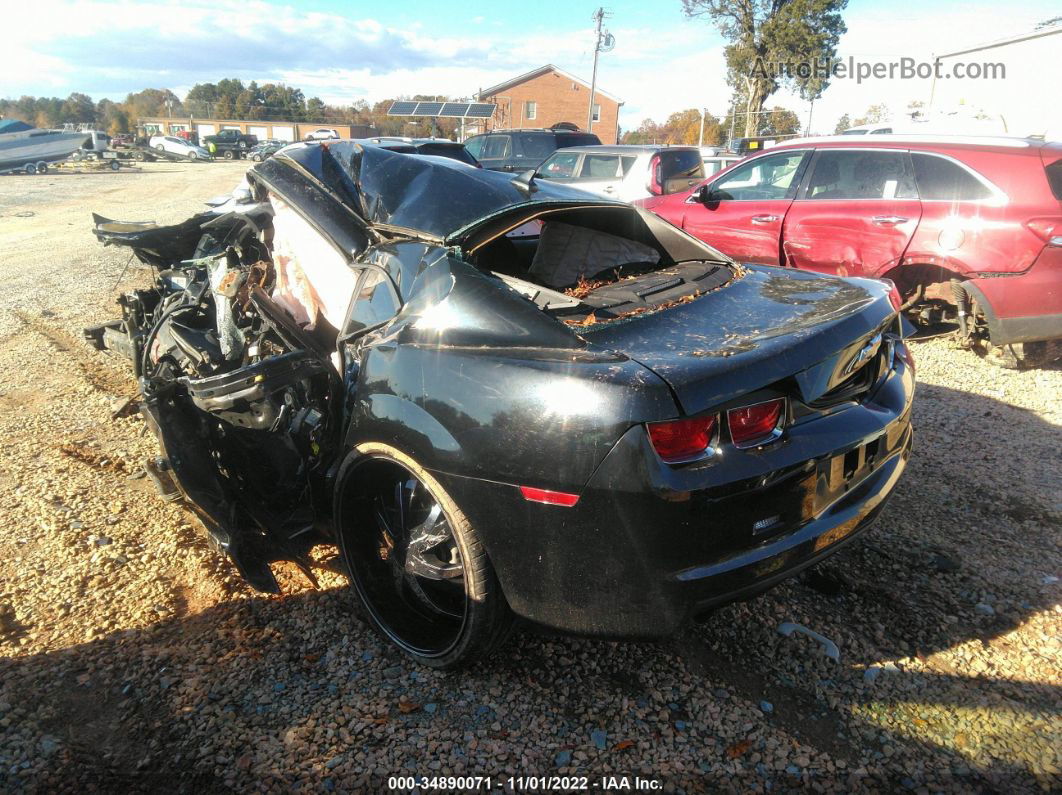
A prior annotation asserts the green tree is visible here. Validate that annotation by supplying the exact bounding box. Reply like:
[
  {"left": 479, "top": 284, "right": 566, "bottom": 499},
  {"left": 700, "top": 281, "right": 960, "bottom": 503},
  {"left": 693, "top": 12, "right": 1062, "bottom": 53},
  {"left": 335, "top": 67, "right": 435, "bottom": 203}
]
[
  {"left": 853, "top": 103, "right": 889, "bottom": 126},
  {"left": 683, "top": 0, "right": 848, "bottom": 137},
  {"left": 621, "top": 118, "right": 664, "bottom": 144},
  {"left": 212, "top": 79, "right": 246, "bottom": 119},
  {"left": 305, "top": 97, "right": 327, "bottom": 121},
  {"left": 97, "top": 98, "right": 130, "bottom": 134},
  {"left": 760, "top": 106, "right": 801, "bottom": 136},
  {"left": 185, "top": 83, "right": 220, "bottom": 117},
  {"left": 123, "top": 88, "right": 182, "bottom": 121},
  {"left": 833, "top": 112, "right": 851, "bottom": 134},
  {"left": 60, "top": 92, "right": 96, "bottom": 124},
  {"left": 259, "top": 83, "right": 306, "bottom": 121}
]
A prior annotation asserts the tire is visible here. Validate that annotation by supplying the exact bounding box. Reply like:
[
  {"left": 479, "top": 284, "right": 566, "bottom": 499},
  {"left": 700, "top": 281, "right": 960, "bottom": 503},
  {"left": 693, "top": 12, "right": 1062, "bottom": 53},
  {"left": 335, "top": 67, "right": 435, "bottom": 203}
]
[
  {"left": 133, "top": 150, "right": 145, "bottom": 162},
  {"left": 186, "top": 151, "right": 197, "bottom": 160},
  {"left": 155, "top": 144, "right": 164, "bottom": 151},
  {"left": 71, "top": 151, "right": 83, "bottom": 162},
  {"left": 988, "top": 340, "right": 1062, "bottom": 370},
  {"left": 35, "top": 162, "right": 47, "bottom": 174},
  {"left": 336, "top": 443, "right": 513, "bottom": 669},
  {"left": 23, "top": 163, "right": 36, "bottom": 175},
  {"left": 251, "top": 154, "right": 262, "bottom": 162},
  {"left": 223, "top": 150, "right": 235, "bottom": 160},
  {"left": 109, "top": 160, "right": 120, "bottom": 171}
]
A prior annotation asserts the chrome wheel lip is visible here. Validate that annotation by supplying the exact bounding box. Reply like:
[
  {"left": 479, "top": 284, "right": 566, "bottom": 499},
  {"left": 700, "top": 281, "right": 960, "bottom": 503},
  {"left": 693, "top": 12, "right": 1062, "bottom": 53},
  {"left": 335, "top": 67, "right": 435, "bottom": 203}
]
[{"left": 340, "top": 456, "right": 469, "bottom": 659}]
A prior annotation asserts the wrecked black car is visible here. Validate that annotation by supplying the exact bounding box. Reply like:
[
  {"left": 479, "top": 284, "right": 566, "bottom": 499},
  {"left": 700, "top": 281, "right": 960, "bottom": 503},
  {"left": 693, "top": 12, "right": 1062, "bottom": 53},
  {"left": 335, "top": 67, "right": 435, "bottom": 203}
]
[{"left": 85, "top": 141, "right": 915, "bottom": 668}]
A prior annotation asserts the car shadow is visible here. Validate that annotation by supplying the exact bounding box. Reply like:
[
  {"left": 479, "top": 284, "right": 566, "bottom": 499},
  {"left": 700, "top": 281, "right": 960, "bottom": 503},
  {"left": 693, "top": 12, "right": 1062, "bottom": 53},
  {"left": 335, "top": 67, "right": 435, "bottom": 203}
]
[{"left": 1, "top": 383, "right": 1057, "bottom": 792}]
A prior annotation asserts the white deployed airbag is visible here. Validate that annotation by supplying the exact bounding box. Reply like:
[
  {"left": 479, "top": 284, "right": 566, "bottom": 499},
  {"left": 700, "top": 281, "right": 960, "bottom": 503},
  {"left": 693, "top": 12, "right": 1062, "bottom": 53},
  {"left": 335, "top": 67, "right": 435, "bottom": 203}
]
[{"left": 268, "top": 195, "right": 357, "bottom": 331}]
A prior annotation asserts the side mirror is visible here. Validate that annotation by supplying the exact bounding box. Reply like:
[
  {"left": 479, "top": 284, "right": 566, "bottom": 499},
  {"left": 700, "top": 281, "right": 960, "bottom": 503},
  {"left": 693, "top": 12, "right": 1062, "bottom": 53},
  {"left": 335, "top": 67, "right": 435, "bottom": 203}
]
[{"left": 692, "top": 184, "right": 712, "bottom": 202}]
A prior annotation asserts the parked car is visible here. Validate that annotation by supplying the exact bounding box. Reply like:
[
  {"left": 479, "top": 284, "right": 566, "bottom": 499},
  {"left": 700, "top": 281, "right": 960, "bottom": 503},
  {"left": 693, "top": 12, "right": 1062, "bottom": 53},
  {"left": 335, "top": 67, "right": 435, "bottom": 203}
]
[
  {"left": 305, "top": 128, "right": 340, "bottom": 140},
  {"left": 362, "top": 137, "right": 480, "bottom": 166},
  {"left": 148, "top": 135, "right": 212, "bottom": 160},
  {"left": 463, "top": 126, "right": 601, "bottom": 172},
  {"left": 638, "top": 135, "right": 1062, "bottom": 367},
  {"left": 201, "top": 129, "right": 258, "bottom": 159},
  {"left": 84, "top": 142, "right": 914, "bottom": 668},
  {"left": 840, "top": 124, "right": 895, "bottom": 135},
  {"left": 534, "top": 145, "right": 704, "bottom": 201},
  {"left": 700, "top": 147, "right": 743, "bottom": 176},
  {"left": 248, "top": 141, "right": 285, "bottom": 162}
]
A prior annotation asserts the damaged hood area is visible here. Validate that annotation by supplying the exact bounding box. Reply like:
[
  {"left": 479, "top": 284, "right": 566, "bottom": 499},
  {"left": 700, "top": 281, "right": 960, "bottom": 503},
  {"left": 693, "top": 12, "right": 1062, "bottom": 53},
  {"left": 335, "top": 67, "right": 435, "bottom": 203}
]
[{"left": 251, "top": 141, "right": 633, "bottom": 242}]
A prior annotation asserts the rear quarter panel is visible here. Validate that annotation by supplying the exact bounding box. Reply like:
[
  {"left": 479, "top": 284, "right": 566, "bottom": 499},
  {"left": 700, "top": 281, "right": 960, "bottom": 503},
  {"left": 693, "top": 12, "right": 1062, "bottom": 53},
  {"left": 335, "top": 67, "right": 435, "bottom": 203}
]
[
  {"left": 903, "top": 147, "right": 1052, "bottom": 276},
  {"left": 343, "top": 253, "right": 679, "bottom": 490}
]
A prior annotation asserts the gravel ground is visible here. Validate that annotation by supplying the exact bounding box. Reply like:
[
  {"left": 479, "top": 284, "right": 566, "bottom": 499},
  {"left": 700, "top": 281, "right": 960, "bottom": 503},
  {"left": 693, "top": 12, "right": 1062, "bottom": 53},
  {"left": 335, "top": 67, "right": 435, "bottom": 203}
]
[{"left": 0, "top": 161, "right": 1059, "bottom": 793}]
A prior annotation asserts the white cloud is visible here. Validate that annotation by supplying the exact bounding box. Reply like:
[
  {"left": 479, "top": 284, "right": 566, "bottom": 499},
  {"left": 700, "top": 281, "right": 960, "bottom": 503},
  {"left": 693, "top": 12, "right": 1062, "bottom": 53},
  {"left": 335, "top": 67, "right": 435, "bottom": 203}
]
[{"left": 4, "top": 0, "right": 1058, "bottom": 138}]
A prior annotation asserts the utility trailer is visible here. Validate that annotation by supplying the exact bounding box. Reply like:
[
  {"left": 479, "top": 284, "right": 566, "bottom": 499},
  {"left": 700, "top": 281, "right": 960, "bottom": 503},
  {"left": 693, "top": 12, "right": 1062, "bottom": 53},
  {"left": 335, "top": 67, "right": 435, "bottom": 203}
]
[{"left": 2, "top": 156, "right": 134, "bottom": 176}]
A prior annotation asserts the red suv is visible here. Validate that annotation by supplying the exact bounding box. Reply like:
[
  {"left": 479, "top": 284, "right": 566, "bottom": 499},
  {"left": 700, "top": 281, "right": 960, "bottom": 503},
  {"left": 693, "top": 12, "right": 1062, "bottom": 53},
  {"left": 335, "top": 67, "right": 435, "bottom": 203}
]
[{"left": 638, "top": 136, "right": 1062, "bottom": 366}]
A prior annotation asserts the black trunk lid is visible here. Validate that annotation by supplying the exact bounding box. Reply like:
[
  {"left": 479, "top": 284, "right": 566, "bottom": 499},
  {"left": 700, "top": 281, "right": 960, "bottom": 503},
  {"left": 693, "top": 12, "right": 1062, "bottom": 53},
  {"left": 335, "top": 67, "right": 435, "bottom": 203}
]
[{"left": 582, "top": 266, "right": 897, "bottom": 413}]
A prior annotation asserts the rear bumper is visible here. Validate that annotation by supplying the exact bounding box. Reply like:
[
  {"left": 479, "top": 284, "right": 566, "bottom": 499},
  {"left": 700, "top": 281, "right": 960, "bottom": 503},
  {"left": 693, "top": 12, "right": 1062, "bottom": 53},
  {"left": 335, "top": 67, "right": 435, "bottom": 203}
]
[
  {"left": 434, "top": 355, "right": 914, "bottom": 637},
  {"left": 964, "top": 246, "right": 1062, "bottom": 345}
]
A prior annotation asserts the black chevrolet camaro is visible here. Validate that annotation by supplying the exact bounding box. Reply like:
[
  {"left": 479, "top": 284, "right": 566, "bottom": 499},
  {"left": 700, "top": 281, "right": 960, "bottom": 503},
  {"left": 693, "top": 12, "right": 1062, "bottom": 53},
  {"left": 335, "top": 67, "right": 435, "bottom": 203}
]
[{"left": 85, "top": 142, "right": 915, "bottom": 668}]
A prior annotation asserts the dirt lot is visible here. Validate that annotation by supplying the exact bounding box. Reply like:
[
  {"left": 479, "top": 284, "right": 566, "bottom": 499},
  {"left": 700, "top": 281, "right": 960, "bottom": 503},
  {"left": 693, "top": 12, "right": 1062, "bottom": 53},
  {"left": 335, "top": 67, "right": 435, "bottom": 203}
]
[{"left": 0, "top": 161, "right": 1059, "bottom": 793}]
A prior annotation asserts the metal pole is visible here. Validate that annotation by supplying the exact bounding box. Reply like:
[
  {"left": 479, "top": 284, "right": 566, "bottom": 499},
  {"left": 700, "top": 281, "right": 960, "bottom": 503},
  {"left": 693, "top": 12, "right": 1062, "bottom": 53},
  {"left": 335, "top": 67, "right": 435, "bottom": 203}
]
[
  {"left": 928, "top": 56, "right": 939, "bottom": 108},
  {"left": 587, "top": 7, "right": 604, "bottom": 132},
  {"left": 806, "top": 100, "right": 814, "bottom": 136},
  {"left": 698, "top": 108, "right": 706, "bottom": 147}
]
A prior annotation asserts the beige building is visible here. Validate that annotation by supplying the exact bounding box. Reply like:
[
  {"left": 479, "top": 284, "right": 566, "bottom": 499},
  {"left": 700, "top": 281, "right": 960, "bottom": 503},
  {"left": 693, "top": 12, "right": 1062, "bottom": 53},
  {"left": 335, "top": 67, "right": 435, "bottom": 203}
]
[
  {"left": 476, "top": 64, "right": 623, "bottom": 143},
  {"left": 138, "top": 118, "right": 375, "bottom": 142}
]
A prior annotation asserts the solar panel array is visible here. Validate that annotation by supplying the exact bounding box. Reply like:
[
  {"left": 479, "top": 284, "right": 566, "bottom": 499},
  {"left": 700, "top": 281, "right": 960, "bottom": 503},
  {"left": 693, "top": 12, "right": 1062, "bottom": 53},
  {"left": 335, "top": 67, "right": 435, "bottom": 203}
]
[{"left": 388, "top": 101, "right": 495, "bottom": 118}]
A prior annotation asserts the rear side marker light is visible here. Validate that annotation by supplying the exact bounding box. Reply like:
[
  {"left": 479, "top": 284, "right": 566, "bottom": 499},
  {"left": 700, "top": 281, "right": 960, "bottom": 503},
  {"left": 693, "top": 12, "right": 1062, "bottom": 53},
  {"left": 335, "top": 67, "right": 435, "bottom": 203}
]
[
  {"left": 647, "top": 415, "right": 718, "bottom": 463},
  {"left": 728, "top": 398, "right": 786, "bottom": 449},
  {"left": 519, "top": 486, "right": 580, "bottom": 507}
]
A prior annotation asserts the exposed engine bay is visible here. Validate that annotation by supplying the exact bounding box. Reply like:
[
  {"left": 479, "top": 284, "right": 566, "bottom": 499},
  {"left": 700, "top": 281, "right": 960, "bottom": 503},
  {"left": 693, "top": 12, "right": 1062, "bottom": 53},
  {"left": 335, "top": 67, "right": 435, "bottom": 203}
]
[{"left": 85, "top": 194, "right": 343, "bottom": 592}]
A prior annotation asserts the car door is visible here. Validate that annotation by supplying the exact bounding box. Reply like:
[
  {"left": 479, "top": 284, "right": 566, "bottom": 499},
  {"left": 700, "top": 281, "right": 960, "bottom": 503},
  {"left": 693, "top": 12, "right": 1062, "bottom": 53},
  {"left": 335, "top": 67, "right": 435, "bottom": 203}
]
[
  {"left": 512, "top": 133, "right": 557, "bottom": 171},
  {"left": 572, "top": 153, "right": 627, "bottom": 197},
  {"left": 781, "top": 149, "right": 921, "bottom": 279},
  {"left": 474, "top": 134, "right": 513, "bottom": 172},
  {"left": 682, "top": 149, "right": 810, "bottom": 265},
  {"left": 536, "top": 150, "right": 583, "bottom": 182}
]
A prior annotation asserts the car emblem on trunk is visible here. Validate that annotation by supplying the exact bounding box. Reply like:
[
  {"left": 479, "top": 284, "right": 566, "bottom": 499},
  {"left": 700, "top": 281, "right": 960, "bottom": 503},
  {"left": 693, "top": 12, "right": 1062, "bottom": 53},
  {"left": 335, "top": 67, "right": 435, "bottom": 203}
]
[{"left": 843, "top": 334, "right": 882, "bottom": 376}]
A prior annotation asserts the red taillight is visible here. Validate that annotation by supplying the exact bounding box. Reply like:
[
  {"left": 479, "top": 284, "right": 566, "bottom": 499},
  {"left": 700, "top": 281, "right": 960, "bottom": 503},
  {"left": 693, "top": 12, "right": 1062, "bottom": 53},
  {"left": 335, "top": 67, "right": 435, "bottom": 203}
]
[
  {"left": 519, "top": 486, "right": 580, "bottom": 507},
  {"left": 646, "top": 415, "right": 717, "bottom": 462},
  {"left": 647, "top": 154, "right": 663, "bottom": 196},
  {"left": 1026, "top": 217, "right": 1062, "bottom": 244},
  {"left": 727, "top": 398, "right": 786, "bottom": 448}
]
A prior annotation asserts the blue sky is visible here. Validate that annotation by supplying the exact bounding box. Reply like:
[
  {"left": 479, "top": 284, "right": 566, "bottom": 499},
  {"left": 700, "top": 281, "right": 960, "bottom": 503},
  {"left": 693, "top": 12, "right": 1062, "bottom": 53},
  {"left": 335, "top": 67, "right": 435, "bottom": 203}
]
[{"left": 7, "top": 0, "right": 1060, "bottom": 134}]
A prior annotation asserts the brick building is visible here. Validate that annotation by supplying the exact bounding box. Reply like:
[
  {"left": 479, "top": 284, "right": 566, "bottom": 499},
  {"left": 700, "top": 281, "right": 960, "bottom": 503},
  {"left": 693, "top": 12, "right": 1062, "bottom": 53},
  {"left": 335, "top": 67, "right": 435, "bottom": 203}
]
[{"left": 476, "top": 64, "right": 623, "bottom": 143}]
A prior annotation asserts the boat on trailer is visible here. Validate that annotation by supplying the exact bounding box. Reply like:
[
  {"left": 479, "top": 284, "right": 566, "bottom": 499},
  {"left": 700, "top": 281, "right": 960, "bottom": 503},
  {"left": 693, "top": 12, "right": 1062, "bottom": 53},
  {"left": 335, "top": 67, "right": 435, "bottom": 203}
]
[{"left": 0, "top": 119, "right": 89, "bottom": 172}]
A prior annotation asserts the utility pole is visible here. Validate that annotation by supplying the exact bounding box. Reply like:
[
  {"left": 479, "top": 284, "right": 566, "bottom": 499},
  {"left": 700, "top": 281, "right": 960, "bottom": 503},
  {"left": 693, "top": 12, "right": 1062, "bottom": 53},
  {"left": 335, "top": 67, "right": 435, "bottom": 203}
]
[
  {"left": 586, "top": 8, "right": 614, "bottom": 133},
  {"left": 587, "top": 8, "right": 604, "bottom": 132},
  {"left": 697, "top": 108, "right": 707, "bottom": 147},
  {"left": 726, "top": 98, "right": 736, "bottom": 149}
]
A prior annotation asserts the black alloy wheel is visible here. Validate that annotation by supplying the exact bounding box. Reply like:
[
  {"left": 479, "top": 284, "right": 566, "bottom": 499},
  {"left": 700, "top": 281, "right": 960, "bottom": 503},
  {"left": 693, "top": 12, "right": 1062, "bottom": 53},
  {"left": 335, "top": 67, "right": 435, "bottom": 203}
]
[{"left": 337, "top": 449, "right": 512, "bottom": 668}]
